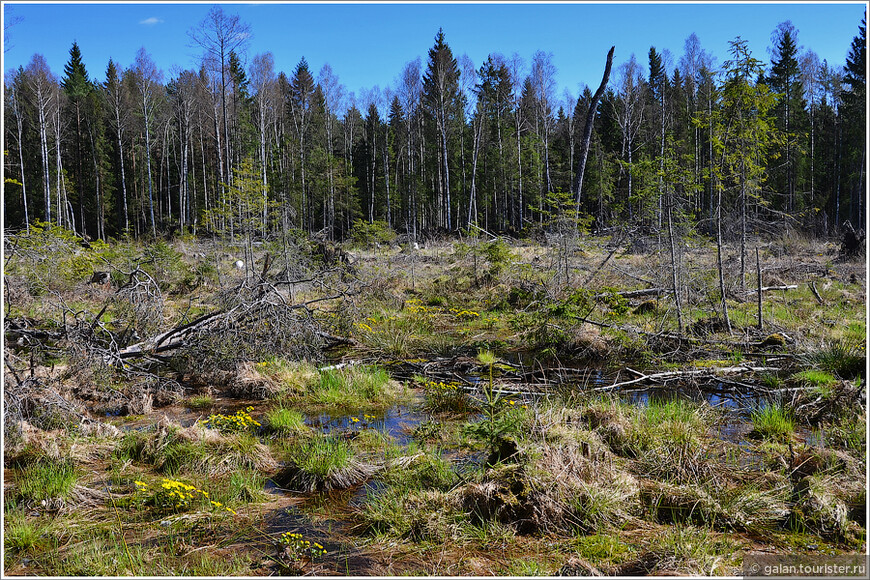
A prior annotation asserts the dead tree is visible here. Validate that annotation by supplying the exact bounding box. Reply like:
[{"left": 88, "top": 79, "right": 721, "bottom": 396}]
[{"left": 573, "top": 46, "right": 615, "bottom": 223}]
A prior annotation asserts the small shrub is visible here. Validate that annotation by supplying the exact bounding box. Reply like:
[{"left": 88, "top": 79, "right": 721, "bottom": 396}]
[{"left": 350, "top": 219, "right": 396, "bottom": 249}]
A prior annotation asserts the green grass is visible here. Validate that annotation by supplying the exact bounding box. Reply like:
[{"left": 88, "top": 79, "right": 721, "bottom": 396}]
[
  {"left": 501, "top": 558, "right": 553, "bottom": 576},
  {"left": 212, "top": 469, "right": 269, "bottom": 506},
  {"left": 751, "top": 403, "right": 796, "bottom": 442},
  {"left": 649, "top": 525, "right": 737, "bottom": 575},
  {"left": 14, "top": 457, "right": 78, "bottom": 501},
  {"left": 186, "top": 394, "right": 215, "bottom": 410},
  {"left": 307, "top": 365, "right": 401, "bottom": 410},
  {"left": 826, "top": 415, "right": 866, "bottom": 454},
  {"left": 3, "top": 509, "right": 52, "bottom": 560},
  {"left": 117, "top": 427, "right": 275, "bottom": 476},
  {"left": 573, "top": 533, "right": 633, "bottom": 566},
  {"left": 809, "top": 340, "right": 866, "bottom": 380},
  {"left": 643, "top": 397, "right": 703, "bottom": 427},
  {"left": 793, "top": 369, "right": 838, "bottom": 398},
  {"left": 288, "top": 435, "right": 353, "bottom": 479},
  {"left": 265, "top": 406, "right": 306, "bottom": 435}
]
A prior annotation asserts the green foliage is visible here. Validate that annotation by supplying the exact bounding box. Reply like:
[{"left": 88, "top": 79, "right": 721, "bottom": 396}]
[
  {"left": 305, "top": 365, "right": 399, "bottom": 410},
  {"left": 826, "top": 415, "right": 866, "bottom": 454},
  {"left": 134, "top": 478, "right": 236, "bottom": 514},
  {"left": 793, "top": 369, "right": 837, "bottom": 398},
  {"left": 214, "top": 470, "right": 269, "bottom": 505},
  {"left": 3, "top": 511, "right": 50, "bottom": 560},
  {"left": 573, "top": 533, "right": 632, "bottom": 565},
  {"left": 186, "top": 395, "right": 215, "bottom": 410},
  {"left": 349, "top": 219, "right": 397, "bottom": 248},
  {"left": 597, "top": 288, "right": 629, "bottom": 315},
  {"left": 421, "top": 379, "right": 479, "bottom": 414}
]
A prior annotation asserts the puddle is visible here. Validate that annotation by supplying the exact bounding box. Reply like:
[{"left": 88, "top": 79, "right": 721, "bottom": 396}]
[{"left": 304, "top": 404, "right": 426, "bottom": 445}]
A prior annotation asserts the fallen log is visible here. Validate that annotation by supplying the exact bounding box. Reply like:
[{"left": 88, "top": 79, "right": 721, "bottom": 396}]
[
  {"left": 594, "top": 288, "right": 669, "bottom": 300},
  {"left": 595, "top": 365, "right": 780, "bottom": 391},
  {"left": 744, "top": 285, "right": 799, "bottom": 294}
]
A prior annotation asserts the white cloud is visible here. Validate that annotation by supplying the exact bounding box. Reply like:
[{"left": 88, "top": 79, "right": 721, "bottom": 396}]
[{"left": 139, "top": 17, "right": 163, "bottom": 26}]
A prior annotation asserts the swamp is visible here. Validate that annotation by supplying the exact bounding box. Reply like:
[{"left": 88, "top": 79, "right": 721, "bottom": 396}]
[{"left": 2, "top": 225, "right": 866, "bottom": 576}]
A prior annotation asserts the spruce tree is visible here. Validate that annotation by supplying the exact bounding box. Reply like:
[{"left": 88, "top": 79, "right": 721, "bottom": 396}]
[
  {"left": 842, "top": 13, "right": 866, "bottom": 229},
  {"left": 767, "top": 22, "right": 808, "bottom": 214},
  {"left": 423, "top": 28, "right": 461, "bottom": 229},
  {"left": 62, "top": 41, "right": 94, "bottom": 235}
]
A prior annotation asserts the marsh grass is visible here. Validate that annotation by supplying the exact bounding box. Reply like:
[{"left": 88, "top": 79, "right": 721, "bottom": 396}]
[
  {"left": 265, "top": 406, "right": 307, "bottom": 435},
  {"left": 3, "top": 509, "right": 52, "bottom": 560},
  {"left": 573, "top": 533, "right": 633, "bottom": 566},
  {"left": 15, "top": 457, "right": 78, "bottom": 502},
  {"left": 793, "top": 369, "right": 838, "bottom": 399},
  {"left": 117, "top": 423, "right": 277, "bottom": 476},
  {"left": 809, "top": 340, "right": 866, "bottom": 380},
  {"left": 276, "top": 434, "right": 375, "bottom": 492},
  {"left": 186, "top": 394, "right": 215, "bottom": 410},
  {"left": 305, "top": 365, "right": 403, "bottom": 411},
  {"left": 750, "top": 404, "right": 796, "bottom": 442},
  {"left": 253, "top": 359, "right": 318, "bottom": 393},
  {"left": 213, "top": 469, "right": 269, "bottom": 505},
  {"left": 826, "top": 415, "right": 866, "bottom": 454},
  {"left": 647, "top": 524, "right": 737, "bottom": 575}
]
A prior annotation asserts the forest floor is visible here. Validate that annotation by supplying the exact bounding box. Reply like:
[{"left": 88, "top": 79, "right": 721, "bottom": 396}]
[{"left": 2, "top": 226, "right": 867, "bottom": 576}]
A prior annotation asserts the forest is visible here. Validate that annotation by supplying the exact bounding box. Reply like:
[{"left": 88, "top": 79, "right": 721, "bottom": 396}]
[
  {"left": 3, "top": 8, "right": 866, "bottom": 243},
  {"left": 2, "top": 6, "right": 867, "bottom": 578}
]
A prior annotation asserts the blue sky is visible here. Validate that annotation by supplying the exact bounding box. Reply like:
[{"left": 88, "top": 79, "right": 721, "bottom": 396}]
[{"left": 2, "top": 2, "right": 866, "bottom": 109}]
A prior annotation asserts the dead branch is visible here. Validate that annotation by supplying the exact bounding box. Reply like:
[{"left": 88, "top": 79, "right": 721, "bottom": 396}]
[{"left": 809, "top": 280, "right": 825, "bottom": 305}]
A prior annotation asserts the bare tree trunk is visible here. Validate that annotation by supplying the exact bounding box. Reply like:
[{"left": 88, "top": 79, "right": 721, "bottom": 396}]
[
  {"left": 756, "top": 246, "right": 763, "bottom": 330},
  {"left": 13, "top": 98, "right": 30, "bottom": 230},
  {"left": 573, "top": 46, "right": 615, "bottom": 223},
  {"left": 666, "top": 190, "right": 683, "bottom": 332},
  {"left": 143, "top": 94, "right": 156, "bottom": 236},
  {"left": 715, "top": 183, "right": 732, "bottom": 333}
]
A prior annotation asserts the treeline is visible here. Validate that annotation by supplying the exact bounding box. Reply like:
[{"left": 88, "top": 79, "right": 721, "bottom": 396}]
[{"left": 3, "top": 7, "right": 866, "bottom": 242}]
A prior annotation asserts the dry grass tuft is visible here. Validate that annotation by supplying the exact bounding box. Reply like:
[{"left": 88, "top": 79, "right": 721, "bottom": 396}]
[{"left": 457, "top": 440, "right": 639, "bottom": 535}]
